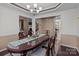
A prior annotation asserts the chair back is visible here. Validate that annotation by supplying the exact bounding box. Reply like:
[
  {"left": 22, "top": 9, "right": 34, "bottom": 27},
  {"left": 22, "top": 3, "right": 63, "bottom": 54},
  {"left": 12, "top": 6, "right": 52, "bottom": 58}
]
[
  {"left": 51, "top": 30, "right": 57, "bottom": 55},
  {"left": 45, "top": 37, "right": 53, "bottom": 56},
  {"left": 45, "top": 29, "right": 58, "bottom": 56},
  {"left": 18, "top": 32, "right": 26, "bottom": 39}
]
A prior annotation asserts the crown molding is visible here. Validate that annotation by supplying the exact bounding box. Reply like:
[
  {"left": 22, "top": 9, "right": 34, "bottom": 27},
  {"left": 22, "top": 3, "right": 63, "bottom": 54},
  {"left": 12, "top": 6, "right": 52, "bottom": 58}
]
[
  {"left": 40, "top": 3, "right": 62, "bottom": 12},
  {"left": 10, "top": 3, "right": 62, "bottom": 14},
  {"left": 10, "top": 3, "right": 30, "bottom": 11}
]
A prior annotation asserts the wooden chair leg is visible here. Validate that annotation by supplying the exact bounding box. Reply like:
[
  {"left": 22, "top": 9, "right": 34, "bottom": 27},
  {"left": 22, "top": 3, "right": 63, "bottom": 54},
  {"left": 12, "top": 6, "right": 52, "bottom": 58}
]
[
  {"left": 51, "top": 47, "right": 55, "bottom": 56},
  {"left": 22, "top": 51, "right": 27, "bottom": 56},
  {"left": 8, "top": 50, "right": 13, "bottom": 56},
  {"left": 9, "top": 52, "right": 13, "bottom": 56},
  {"left": 46, "top": 48, "right": 50, "bottom": 56},
  {"left": 50, "top": 48, "right": 54, "bottom": 56},
  {"left": 53, "top": 48, "right": 55, "bottom": 55}
]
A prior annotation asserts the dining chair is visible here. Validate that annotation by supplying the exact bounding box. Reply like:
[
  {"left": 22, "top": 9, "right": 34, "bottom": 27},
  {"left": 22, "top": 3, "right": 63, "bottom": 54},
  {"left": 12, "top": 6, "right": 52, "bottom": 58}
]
[
  {"left": 18, "top": 31, "right": 27, "bottom": 40},
  {"left": 50, "top": 30, "right": 57, "bottom": 56},
  {"left": 42, "top": 30, "right": 57, "bottom": 56}
]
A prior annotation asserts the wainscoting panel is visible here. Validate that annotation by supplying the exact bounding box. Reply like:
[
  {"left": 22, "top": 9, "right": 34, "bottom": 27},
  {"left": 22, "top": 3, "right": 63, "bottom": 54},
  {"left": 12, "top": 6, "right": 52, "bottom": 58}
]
[
  {"left": 0, "top": 34, "right": 18, "bottom": 50},
  {"left": 61, "top": 34, "right": 77, "bottom": 48}
]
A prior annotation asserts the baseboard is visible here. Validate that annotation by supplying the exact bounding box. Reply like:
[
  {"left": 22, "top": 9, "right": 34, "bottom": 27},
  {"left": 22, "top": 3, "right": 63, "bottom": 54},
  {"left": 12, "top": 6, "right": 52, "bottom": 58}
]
[
  {"left": 61, "top": 44, "right": 77, "bottom": 49},
  {"left": 0, "top": 48, "right": 7, "bottom": 52},
  {"left": 76, "top": 48, "right": 79, "bottom": 53},
  {"left": 0, "top": 48, "right": 8, "bottom": 56}
]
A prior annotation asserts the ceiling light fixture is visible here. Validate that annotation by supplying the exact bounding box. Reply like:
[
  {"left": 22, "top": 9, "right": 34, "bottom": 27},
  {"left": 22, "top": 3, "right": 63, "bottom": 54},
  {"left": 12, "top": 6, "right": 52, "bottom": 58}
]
[
  {"left": 26, "top": 3, "right": 42, "bottom": 13},
  {"left": 26, "top": 5, "right": 30, "bottom": 9},
  {"left": 34, "top": 3, "right": 37, "bottom": 8}
]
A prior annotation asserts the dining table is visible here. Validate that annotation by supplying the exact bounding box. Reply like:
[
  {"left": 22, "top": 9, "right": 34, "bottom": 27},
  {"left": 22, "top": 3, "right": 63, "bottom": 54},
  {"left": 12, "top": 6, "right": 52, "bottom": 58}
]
[{"left": 7, "top": 34, "right": 49, "bottom": 56}]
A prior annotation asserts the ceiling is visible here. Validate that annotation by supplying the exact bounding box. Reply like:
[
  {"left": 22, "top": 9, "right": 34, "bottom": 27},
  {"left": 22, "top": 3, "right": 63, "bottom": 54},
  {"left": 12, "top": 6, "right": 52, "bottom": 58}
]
[
  {"left": 16, "top": 3, "right": 58, "bottom": 11},
  {"left": 10, "top": 3, "right": 79, "bottom": 15},
  {"left": 56, "top": 3, "right": 79, "bottom": 11}
]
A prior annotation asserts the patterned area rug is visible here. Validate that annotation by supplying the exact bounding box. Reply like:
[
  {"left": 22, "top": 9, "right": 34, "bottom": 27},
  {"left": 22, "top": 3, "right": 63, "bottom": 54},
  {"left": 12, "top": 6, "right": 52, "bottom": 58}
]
[{"left": 57, "top": 45, "right": 79, "bottom": 56}]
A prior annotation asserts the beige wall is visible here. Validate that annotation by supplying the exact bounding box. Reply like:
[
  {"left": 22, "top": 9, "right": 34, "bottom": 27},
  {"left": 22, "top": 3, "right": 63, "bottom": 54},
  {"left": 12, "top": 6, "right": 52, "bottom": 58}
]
[
  {"left": 19, "top": 16, "right": 29, "bottom": 31},
  {"left": 23, "top": 19, "right": 29, "bottom": 31},
  {"left": 77, "top": 36, "right": 79, "bottom": 50},
  {"left": 37, "top": 18, "right": 55, "bottom": 36},
  {"left": 61, "top": 34, "right": 79, "bottom": 51},
  {"left": 36, "top": 19, "right": 44, "bottom": 33},
  {"left": 61, "top": 34, "right": 78, "bottom": 48},
  {"left": 0, "top": 34, "right": 18, "bottom": 50}
]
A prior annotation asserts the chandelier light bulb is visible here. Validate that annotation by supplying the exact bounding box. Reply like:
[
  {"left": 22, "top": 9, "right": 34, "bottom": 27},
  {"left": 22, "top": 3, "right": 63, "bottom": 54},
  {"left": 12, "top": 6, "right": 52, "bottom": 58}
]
[
  {"left": 39, "top": 7, "right": 42, "bottom": 11},
  {"left": 27, "top": 4, "right": 42, "bottom": 13},
  {"left": 30, "top": 9, "right": 33, "bottom": 13},
  {"left": 34, "top": 3, "right": 37, "bottom": 8},
  {"left": 37, "top": 10, "right": 40, "bottom": 13},
  {"left": 26, "top": 5, "right": 30, "bottom": 9}
]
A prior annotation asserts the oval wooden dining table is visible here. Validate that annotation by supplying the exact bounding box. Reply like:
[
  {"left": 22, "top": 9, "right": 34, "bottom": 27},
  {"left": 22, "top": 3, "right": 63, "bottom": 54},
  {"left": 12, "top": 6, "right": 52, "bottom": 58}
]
[{"left": 7, "top": 34, "right": 49, "bottom": 56}]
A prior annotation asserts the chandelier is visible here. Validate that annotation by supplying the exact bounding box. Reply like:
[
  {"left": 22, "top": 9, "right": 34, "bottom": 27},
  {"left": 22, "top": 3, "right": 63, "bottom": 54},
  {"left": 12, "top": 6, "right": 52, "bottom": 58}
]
[{"left": 26, "top": 4, "right": 42, "bottom": 13}]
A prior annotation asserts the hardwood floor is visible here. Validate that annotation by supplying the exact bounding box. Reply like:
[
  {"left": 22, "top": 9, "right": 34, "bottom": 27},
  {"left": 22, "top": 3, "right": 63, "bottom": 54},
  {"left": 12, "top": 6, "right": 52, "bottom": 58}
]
[{"left": 57, "top": 45, "right": 79, "bottom": 56}]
